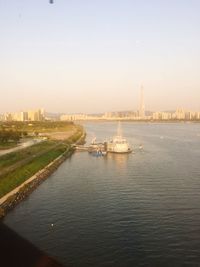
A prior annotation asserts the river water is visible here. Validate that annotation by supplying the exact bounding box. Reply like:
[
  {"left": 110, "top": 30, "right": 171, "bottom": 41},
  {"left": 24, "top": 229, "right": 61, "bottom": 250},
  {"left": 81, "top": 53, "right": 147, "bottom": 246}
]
[{"left": 4, "top": 122, "right": 200, "bottom": 266}]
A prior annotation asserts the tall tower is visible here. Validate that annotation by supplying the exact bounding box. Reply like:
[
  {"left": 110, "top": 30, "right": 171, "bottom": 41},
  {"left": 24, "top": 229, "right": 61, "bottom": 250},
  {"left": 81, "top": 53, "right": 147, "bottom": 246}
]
[{"left": 139, "top": 85, "right": 145, "bottom": 118}]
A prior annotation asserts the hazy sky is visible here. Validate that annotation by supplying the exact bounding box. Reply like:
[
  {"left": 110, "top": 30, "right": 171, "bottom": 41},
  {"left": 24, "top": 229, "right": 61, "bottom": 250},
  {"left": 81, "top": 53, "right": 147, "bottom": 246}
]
[{"left": 0, "top": 0, "right": 200, "bottom": 113}]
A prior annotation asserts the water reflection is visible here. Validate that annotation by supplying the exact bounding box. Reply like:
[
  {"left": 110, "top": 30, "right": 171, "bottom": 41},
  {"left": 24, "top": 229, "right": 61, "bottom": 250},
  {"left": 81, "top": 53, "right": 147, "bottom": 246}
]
[{"left": 107, "top": 152, "right": 130, "bottom": 170}]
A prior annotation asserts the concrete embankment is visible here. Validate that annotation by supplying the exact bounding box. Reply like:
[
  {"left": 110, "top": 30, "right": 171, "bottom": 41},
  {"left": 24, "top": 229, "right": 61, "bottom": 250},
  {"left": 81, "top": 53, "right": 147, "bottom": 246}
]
[{"left": 0, "top": 148, "right": 74, "bottom": 219}]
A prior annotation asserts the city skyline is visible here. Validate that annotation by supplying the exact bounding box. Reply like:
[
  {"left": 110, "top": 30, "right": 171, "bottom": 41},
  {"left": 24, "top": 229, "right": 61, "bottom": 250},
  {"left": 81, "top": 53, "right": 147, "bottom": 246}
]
[
  {"left": 2, "top": 105, "right": 200, "bottom": 122},
  {"left": 1, "top": 1, "right": 200, "bottom": 113}
]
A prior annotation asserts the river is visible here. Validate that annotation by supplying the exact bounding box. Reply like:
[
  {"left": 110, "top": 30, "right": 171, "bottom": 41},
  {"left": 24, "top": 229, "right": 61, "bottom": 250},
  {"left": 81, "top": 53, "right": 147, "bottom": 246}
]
[{"left": 3, "top": 122, "right": 200, "bottom": 266}]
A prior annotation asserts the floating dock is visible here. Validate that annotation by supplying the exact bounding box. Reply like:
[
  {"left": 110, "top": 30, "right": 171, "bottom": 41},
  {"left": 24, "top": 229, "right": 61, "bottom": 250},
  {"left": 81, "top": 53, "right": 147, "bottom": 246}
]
[
  {"left": 74, "top": 145, "right": 91, "bottom": 152},
  {"left": 74, "top": 143, "right": 107, "bottom": 155}
]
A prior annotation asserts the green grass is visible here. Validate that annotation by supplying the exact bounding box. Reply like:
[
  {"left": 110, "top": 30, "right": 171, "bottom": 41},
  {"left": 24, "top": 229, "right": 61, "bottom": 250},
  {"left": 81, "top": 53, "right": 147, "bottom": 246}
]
[
  {"left": 0, "top": 126, "right": 83, "bottom": 171},
  {"left": 0, "top": 140, "right": 57, "bottom": 170},
  {"left": 0, "top": 142, "right": 18, "bottom": 150},
  {"left": 0, "top": 145, "right": 69, "bottom": 198},
  {"left": 0, "top": 123, "right": 84, "bottom": 198}
]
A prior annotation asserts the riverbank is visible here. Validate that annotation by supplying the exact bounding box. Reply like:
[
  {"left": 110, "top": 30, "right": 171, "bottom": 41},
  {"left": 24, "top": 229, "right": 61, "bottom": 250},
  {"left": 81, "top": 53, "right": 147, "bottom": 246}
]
[
  {"left": 0, "top": 147, "right": 74, "bottom": 219},
  {"left": 0, "top": 124, "right": 85, "bottom": 219}
]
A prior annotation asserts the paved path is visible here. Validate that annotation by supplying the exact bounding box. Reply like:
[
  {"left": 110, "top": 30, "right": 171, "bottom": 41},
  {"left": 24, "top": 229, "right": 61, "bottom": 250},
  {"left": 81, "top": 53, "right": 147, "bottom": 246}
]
[{"left": 0, "top": 139, "right": 44, "bottom": 157}]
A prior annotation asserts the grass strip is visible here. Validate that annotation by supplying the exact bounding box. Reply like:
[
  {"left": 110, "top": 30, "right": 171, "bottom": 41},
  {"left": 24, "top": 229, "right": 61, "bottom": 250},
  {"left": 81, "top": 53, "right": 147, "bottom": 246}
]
[
  {"left": 0, "top": 140, "right": 56, "bottom": 170},
  {"left": 0, "top": 142, "right": 18, "bottom": 150},
  {"left": 0, "top": 124, "right": 84, "bottom": 199},
  {"left": 0, "top": 145, "right": 68, "bottom": 198}
]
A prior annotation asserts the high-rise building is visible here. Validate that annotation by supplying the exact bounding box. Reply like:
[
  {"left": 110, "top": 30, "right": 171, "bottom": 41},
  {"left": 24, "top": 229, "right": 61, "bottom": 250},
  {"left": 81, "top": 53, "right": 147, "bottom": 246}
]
[
  {"left": 139, "top": 85, "right": 145, "bottom": 118},
  {"left": 27, "top": 109, "right": 45, "bottom": 121},
  {"left": 20, "top": 111, "right": 28, "bottom": 121},
  {"left": 175, "top": 108, "right": 185, "bottom": 120},
  {"left": 1, "top": 108, "right": 45, "bottom": 122}
]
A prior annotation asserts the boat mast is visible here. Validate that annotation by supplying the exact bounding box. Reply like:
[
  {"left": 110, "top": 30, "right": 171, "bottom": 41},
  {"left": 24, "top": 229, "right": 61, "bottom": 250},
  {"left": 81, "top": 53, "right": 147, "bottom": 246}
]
[{"left": 117, "top": 121, "right": 122, "bottom": 137}]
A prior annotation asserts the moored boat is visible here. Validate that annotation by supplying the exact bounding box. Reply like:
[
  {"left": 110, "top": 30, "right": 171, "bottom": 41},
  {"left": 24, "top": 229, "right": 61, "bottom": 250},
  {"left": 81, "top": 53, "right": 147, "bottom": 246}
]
[
  {"left": 107, "top": 122, "right": 132, "bottom": 153},
  {"left": 88, "top": 138, "right": 107, "bottom": 156}
]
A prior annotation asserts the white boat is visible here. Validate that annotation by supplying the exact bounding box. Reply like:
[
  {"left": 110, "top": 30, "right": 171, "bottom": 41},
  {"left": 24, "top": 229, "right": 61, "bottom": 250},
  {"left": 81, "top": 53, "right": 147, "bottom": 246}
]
[{"left": 107, "top": 122, "right": 132, "bottom": 153}]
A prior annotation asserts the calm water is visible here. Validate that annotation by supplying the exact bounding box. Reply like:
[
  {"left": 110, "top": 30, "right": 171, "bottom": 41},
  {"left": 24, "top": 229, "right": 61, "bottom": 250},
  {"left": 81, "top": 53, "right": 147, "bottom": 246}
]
[{"left": 4, "top": 123, "right": 200, "bottom": 267}]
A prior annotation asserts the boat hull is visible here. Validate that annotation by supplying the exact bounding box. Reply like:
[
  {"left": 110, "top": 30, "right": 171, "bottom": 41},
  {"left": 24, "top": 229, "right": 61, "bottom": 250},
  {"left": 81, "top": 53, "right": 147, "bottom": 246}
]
[
  {"left": 107, "top": 139, "right": 132, "bottom": 154},
  {"left": 107, "top": 149, "right": 133, "bottom": 154}
]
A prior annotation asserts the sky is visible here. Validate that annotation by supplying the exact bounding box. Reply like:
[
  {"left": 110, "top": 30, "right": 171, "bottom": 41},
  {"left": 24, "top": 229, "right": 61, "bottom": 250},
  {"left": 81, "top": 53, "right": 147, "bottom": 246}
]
[{"left": 0, "top": 0, "right": 200, "bottom": 114}]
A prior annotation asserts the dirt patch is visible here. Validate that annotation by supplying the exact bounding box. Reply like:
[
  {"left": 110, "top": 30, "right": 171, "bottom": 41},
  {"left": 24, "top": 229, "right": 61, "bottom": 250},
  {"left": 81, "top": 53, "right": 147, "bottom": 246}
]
[{"left": 42, "top": 130, "right": 75, "bottom": 140}]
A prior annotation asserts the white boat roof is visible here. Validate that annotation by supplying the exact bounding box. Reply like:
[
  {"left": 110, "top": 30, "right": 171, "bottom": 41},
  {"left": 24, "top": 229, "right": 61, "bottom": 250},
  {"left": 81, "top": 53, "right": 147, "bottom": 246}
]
[{"left": 112, "top": 135, "right": 128, "bottom": 142}]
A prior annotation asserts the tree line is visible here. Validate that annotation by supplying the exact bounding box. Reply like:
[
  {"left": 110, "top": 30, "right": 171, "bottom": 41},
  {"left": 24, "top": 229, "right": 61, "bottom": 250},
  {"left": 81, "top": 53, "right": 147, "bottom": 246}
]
[{"left": 0, "top": 130, "right": 27, "bottom": 143}]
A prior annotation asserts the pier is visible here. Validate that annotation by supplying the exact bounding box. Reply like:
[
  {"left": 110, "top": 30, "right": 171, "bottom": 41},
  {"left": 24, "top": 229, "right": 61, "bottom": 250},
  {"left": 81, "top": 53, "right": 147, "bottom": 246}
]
[
  {"left": 74, "top": 143, "right": 107, "bottom": 154},
  {"left": 74, "top": 145, "right": 91, "bottom": 151}
]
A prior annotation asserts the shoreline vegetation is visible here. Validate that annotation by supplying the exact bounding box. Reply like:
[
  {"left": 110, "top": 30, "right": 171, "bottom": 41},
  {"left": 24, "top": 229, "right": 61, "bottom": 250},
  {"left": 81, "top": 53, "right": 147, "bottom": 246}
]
[{"left": 0, "top": 122, "right": 86, "bottom": 219}]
